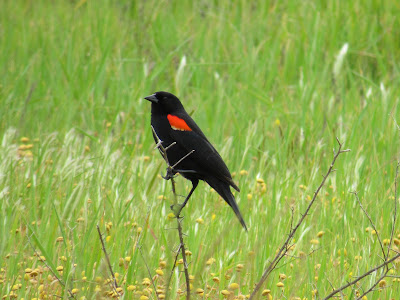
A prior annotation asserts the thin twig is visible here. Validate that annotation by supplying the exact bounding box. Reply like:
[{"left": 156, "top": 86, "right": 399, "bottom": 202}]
[
  {"left": 167, "top": 244, "right": 182, "bottom": 285},
  {"left": 96, "top": 225, "right": 119, "bottom": 296},
  {"left": 327, "top": 115, "right": 400, "bottom": 299},
  {"left": 323, "top": 249, "right": 400, "bottom": 298},
  {"left": 176, "top": 215, "right": 190, "bottom": 298},
  {"left": 289, "top": 206, "right": 294, "bottom": 231},
  {"left": 387, "top": 162, "right": 399, "bottom": 259},
  {"left": 324, "top": 156, "right": 400, "bottom": 299},
  {"left": 353, "top": 161, "right": 400, "bottom": 299},
  {"left": 152, "top": 126, "right": 171, "bottom": 165},
  {"left": 351, "top": 191, "right": 386, "bottom": 261},
  {"left": 283, "top": 247, "right": 320, "bottom": 260},
  {"left": 168, "top": 163, "right": 191, "bottom": 299},
  {"left": 172, "top": 150, "right": 195, "bottom": 169},
  {"left": 389, "top": 114, "right": 400, "bottom": 260},
  {"left": 139, "top": 246, "right": 160, "bottom": 300},
  {"left": 27, "top": 234, "right": 76, "bottom": 299},
  {"left": 356, "top": 269, "right": 389, "bottom": 300},
  {"left": 325, "top": 276, "right": 345, "bottom": 300},
  {"left": 249, "top": 137, "right": 350, "bottom": 299}
]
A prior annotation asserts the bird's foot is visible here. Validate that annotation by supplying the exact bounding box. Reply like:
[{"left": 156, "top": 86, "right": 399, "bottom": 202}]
[{"left": 162, "top": 167, "right": 176, "bottom": 180}]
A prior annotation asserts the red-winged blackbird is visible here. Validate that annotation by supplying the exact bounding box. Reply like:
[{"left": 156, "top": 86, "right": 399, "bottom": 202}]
[{"left": 145, "top": 91, "right": 247, "bottom": 231}]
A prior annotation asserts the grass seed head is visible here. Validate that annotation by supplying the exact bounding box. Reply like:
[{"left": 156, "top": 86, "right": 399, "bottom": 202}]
[
  {"left": 229, "top": 282, "right": 239, "bottom": 290},
  {"left": 159, "top": 260, "right": 167, "bottom": 268},
  {"left": 239, "top": 170, "right": 248, "bottom": 176},
  {"left": 310, "top": 239, "right": 319, "bottom": 245},
  {"left": 262, "top": 289, "right": 271, "bottom": 296},
  {"left": 206, "top": 258, "right": 216, "bottom": 265},
  {"left": 156, "top": 269, "right": 164, "bottom": 276},
  {"left": 127, "top": 285, "right": 136, "bottom": 291},
  {"left": 221, "top": 290, "right": 230, "bottom": 296},
  {"left": 196, "top": 218, "right": 204, "bottom": 224},
  {"left": 379, "top": 280, "right": 387, "bottom": 287},
  {"left": 142, "top": 278, "right": 151, "bottom": 286},
  {"left": 279, "top": 273, "right": 287, "bottom": 280},
  {"left": 236, "top": 264, "right": 244, "bottom": 272}
]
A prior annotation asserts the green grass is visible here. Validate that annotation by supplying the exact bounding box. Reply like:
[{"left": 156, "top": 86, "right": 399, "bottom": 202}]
[{"left": 1, "top": 0, "right": 400, "bottom": 298}]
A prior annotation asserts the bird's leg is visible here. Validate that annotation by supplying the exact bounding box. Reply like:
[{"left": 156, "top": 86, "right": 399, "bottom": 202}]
[{"left": 171, "top": 179, "right": 199, "bottom": 217}]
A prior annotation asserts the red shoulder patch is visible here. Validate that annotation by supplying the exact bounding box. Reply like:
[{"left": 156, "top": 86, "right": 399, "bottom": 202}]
[{"left": 167, "top": 114, "right": 192, "bottom": 131}]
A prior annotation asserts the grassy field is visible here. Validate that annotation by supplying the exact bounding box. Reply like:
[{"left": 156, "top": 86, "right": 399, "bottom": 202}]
[{"left": 1, "top": 0, "right": 400, "bottom": 298}]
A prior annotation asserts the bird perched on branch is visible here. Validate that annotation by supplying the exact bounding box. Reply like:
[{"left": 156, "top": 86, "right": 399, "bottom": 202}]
[{"left": 145, "top": 91, "right": 247, "bottom": 230}]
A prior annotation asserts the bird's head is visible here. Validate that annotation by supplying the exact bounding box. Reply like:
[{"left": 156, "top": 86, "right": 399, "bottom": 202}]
[{"left": 144, "top": 91, "right": 184, "bottom": 114}]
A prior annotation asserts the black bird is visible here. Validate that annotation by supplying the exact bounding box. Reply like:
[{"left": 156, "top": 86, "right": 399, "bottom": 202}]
[{"left": 145, "top": 91, "right": 247, "bottom": 230}]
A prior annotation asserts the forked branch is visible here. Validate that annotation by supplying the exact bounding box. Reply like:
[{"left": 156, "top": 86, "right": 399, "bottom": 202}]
[
  {"left": 249, "top": 137, "right": 350, "bottom": 299},
  {"left": 323, "top": 253, "right": 400, "bottom": 299},
  {"left": 152, "top": 126, "right": 191, "bottom": 300},
  {"left": 352, "top": 191, "right": 386, "bottom": 261},
  {"left": 324, "top": 117, "right": 400, "bottom": 298}
]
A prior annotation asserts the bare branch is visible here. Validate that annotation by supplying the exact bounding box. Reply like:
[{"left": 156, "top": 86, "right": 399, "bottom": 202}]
[
  {"left": 249, "top": 138, "right": 350, "bottom": 299},
  {"left": 325, "top": 275, "right": 345, "bottom": 300},
  {"left": 323, "top": 253, "right": 400, "bottom": 299},
  {"left": 351, "top": 191, "right": 386, "bottom": 261},
  {"left": 166, "top": 244, "right": 182, "bottom": 293},
  {"left": 139, "top": 246, "right": 160, "bottom": 300},
  {"left": 356, "top": 269, "right": 389, "bottom": 300},
  {"left": 164, "top": 141, "right": 177, "bottom": 151},
  {"left": 323, "top": 115, "right": 400, "bottom": 299},
  {"left": 96, "top": 225, "right": 119, "bottom": 296},
  {"left": 176, "top": 216, "right": 190, "bottom": 297},
  {"left": 172, "top": 150, "right": 195, "bottom": 169},
  {"left": 152, "top": 127, "right": 191, "bottom": 300}
]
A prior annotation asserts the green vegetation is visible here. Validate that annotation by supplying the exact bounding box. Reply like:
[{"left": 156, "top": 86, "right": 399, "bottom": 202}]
[{"left": 1, "top": 0, "right": 399, "bottom": 298}]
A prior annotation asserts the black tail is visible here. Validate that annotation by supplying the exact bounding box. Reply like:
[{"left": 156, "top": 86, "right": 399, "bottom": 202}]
[{"left": 206, "top": 178, "right": 248, "bottom": 231}]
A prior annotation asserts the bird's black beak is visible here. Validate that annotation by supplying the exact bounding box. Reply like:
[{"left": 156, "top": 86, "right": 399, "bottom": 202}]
[{"left": 144, "top": 94, "right": 158, "bottom": 103}]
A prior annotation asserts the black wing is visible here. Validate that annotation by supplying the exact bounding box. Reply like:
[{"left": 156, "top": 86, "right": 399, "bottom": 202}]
[{"left": 169, "top": 111, "right": 240, "bottom": 192}]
